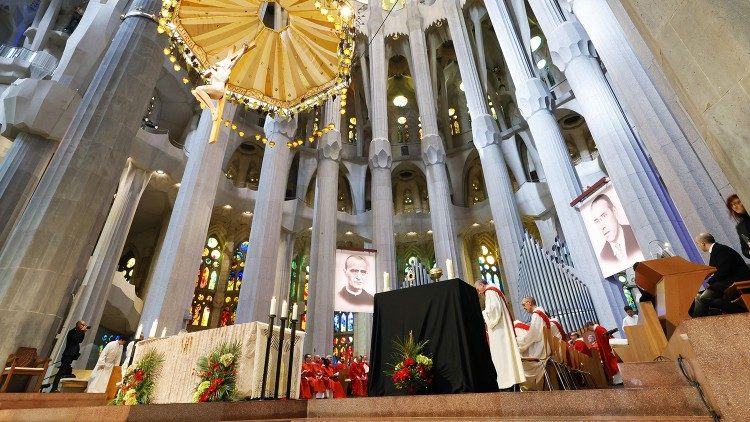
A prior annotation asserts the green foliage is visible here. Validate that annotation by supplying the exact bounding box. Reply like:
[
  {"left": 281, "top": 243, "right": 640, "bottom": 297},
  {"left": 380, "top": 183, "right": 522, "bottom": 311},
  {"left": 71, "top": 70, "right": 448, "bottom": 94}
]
[
  {"left": 387, "top": 331, "right": 434, "bottom": 394},
  {"left": 111, "top": 349, "right": 165, "bottom": 405},
  {"left": 193, "top": 341, "right": 242, "bottom": 402}
]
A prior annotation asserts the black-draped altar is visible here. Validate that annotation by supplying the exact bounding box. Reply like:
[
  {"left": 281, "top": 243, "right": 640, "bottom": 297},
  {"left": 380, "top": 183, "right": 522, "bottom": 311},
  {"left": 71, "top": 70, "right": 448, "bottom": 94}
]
[{"left": 368, "top": 279, "right": 499, "bottom": 396}]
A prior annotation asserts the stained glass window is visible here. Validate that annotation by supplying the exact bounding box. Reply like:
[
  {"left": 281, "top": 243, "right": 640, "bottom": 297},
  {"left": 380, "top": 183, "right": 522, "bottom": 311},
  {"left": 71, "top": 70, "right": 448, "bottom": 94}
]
[
  {"left": 300, "top": 265, "right": 310, "bottom": 331},
  {"left": 478, "top": 244, "right": 502, "bottom": 289},
  {"left": 220, "top": 241, "right": 248, "bottom": 327},
  {"left": 190, "top": 234, "right": 223, "bottom": 328},
  {"left": 333, "top": 311, "right": 354, "bottom": 358}
]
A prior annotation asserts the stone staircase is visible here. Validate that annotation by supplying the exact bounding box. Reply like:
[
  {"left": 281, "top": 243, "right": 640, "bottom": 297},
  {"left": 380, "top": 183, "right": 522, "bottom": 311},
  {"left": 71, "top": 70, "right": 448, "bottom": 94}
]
[{"left": 0, "top": 361, "right": 713, "bottom": 421}]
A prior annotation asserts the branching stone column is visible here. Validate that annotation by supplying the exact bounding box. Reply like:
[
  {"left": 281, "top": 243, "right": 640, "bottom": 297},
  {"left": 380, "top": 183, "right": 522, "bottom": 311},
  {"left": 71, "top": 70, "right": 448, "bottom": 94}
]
[
  {"left": 0, "top": 0, "right": 164, "bottom": 360},
  {"left": 444, "top": 0, "right": 523, "bottom": 299},
  {"left": 236, "top": 116, "right": 297, "bottom": 323},
  {"left": 568, "top": 0, "right": 736, "bottom": 249},
  {"left": 527, "top": 0, "right": 697, "bottom": 261},
  {"left": 368, "top": 4, "right": 397, "bottom": 288},
  {"left": 306, "top": 98, "right": 342, "bottom": 354},
  {"left": 0, "top": 0, "right": 128, "bottom": 249},
  {"left": 273, "top": 232, "right": 295, "bottom": 307},
  {"left": 484, "top": 0, "right": 621, "bottom": 328},
  {"left": 406, "top": 0, "right": 461, "bottom": 279},
  {"left": 66, "top": 159, "right": 152, "bottom": 366},
  {"left": 139, "top": 108, "right": 234, "bottom": 336}
]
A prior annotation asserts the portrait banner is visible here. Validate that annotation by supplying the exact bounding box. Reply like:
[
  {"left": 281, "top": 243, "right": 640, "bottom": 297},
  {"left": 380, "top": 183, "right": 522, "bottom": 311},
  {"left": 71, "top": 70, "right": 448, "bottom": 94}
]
[
  {"left": 334, "top": 249, "right": 377, "bottom": 313},
  {"left": 580, "top": 183, "right": 645, "bottom": 277}
]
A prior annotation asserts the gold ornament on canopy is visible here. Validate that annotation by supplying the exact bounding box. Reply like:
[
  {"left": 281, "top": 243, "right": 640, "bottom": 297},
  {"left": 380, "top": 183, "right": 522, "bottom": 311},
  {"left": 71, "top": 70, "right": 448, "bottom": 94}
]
[{"left": 158, "top": 0, "right": 356, "bottom": 144}]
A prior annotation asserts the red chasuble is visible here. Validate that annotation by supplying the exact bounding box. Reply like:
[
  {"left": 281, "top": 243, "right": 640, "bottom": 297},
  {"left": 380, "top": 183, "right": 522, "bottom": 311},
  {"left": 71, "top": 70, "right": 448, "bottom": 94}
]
[{"left": 592, "top": 324, "right": 619, "bottom": 377}]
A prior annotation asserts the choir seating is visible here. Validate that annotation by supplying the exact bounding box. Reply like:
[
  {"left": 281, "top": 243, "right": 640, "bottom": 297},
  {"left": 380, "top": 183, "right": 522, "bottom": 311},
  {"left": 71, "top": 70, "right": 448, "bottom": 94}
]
[
  {"left": 725, "top": 280, "right": 750, "bottom": 311},
  {"left": 611, "top": 302, "right": 668, "bottom": 363},
  {"left": 0, "top": 347, "right": 50, "bottom": 392}
]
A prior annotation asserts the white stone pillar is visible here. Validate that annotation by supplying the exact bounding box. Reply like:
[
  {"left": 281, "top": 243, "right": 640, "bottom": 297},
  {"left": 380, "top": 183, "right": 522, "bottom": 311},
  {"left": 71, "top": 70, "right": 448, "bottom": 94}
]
[
  {"left": 69, "top": 159, "right": 152, "bottom": 366},
  {"left": 568, "top": 0, "right": 737, "bottom": 251},
  {"left": 306, "top": 98, "right": 341, "bottom": 354},
  {"left": 139, "top": 108, "right": 234, "bottom": 336},
  {"left": 0, "top": 0, "right": 165, "bottom": 360},
  {"left": 273, "top": 232, "right": 295, "bottom": 306},
  {"left": 444, "top": 0, "right": 524, "bottom": 299},
  {"left": 368, "top": 5, "right": 397, "bottom": 288},
  {"left": 236, "top": 116, "right": 297, "bottom": 323},
  {"left": 29, "top": 0, "right": 62, "bottom": 51},
  {"left": 406, "top": 0, "right": 461, "bottom": 279},
  {"left": 527, "top": 0, "right": 693, "bottom": 260},
  {"left": 468, "top": 7, "right": 488, "bottom": 91},
  {"left": 484, "top": 0, "right": 622, "bottom": 327}
]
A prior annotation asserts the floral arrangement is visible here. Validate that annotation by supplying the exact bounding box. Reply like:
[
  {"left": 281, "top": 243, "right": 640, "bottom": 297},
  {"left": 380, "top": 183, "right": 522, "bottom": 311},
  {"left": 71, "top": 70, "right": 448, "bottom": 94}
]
[
  {"left": 111, "top": 349, "right": 165, "bottom": 405},
  {"left": 388, "top": 332, "right": 434, "bottom": 394},
  {"left": 192, "top": 341, "right": 242, "bottom": 402}
]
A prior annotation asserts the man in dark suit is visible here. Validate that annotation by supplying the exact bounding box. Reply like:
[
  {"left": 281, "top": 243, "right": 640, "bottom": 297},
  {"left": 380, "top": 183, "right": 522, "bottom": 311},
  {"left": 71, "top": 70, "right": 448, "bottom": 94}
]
[
  {"left": 690, "top": 233, "right": 750, "bottom": 317},
  {"left": 337, "top": 255, "right": 374, "bottom": 311},
  {"left": 50, "top": 320, "right": 88, "bottom": 392},
  {"left": 590, "top": 194, "right": 641, "bottom": 269}
]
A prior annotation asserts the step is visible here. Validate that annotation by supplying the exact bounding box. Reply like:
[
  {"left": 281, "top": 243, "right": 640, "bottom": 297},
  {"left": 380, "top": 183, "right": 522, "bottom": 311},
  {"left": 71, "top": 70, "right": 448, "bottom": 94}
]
[
  {"left": 619, "top": 362, "right": 690, "bottom": 388},
  {"left": 306, "top": 388, "right": 708, "bottom": 419},
  {"left": 283, "top": 418, "right": 713, "bottom": 422},
  {"left": 0, "top": 392, "right": 107, "bottom": 410}
]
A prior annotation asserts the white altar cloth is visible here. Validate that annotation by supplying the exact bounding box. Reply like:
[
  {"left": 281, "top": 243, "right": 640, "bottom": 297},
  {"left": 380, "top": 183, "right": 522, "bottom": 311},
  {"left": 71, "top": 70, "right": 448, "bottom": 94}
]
[{"left": 132, "top": 321, "right": 305, "bottom": 403}]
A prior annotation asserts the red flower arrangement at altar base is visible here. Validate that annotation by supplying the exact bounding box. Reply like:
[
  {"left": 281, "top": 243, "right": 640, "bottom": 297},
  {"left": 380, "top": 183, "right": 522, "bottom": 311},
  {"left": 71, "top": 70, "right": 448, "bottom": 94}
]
[
  {"left": 387, "top": 331, "right": 434, "bottom": 394},
  {"left": 111, "top": 349, "right": 165, "bottom": 405},
  {"left": 192, "top": 341, "right": 242, "bottom": 402}
]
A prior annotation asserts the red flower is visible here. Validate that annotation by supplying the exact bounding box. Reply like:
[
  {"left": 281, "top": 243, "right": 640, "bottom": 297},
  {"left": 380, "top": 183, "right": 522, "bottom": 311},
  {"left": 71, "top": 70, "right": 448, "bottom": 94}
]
[{"left": 403, "top": 357, "right": 415, "bottom": 367}]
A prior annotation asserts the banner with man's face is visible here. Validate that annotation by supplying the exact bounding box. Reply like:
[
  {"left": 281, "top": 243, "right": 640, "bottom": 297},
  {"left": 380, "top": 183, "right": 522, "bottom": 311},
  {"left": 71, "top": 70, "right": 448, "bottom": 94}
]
[
  {"left": 334, "top": 249, "right": 377, "bottom": 313},
  {"left": 580, "top": 184, "right": 645, "bottom": 277}
]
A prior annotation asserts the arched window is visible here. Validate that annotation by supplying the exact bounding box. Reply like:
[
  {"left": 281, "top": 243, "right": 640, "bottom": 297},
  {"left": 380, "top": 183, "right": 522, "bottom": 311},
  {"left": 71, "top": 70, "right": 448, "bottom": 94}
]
[
  {"left": 220, "top": 241, "right": 248, "bottom": 327},
  {"left": 117, "top": 250, "right": 136, "bottom": 282},
  {"left": 300, "top": 265, "right": 310, "bottom": 331},
  {"left": 190, "top": 235, "right": 222, "bottom": 328},
  {"left": 478, "top": 244, "right": 502, "bottom": 288}
]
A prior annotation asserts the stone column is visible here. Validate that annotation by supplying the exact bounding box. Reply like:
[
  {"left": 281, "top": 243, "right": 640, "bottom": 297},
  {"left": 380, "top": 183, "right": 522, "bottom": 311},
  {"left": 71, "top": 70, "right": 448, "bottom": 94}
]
[
  {"left": 368, "top": 5, "right": 397, "bottom": 288},
  {"left": 273, "top": 232, "right": 295, "bottom": 306},
  {"left": 468, "top": 7, "right": 488, "bottom": 91},
  {"left": 406, "top": 0, "right": 461, "bottom": 279},
  {"left": 0, "top": 0, "right": 164, "bottom": 360},
  {"left": 444, "top": 0, "right": 524, "bottom": 300},
  {"left": 67, "top": 159, "right": 152, "bottom": 366},
  {"left": 527, "top": 0, "right": 699, "bottom": 262},
  {"left": 483, "top": 0, "right": 622, "bottom": 328},
  {"left": 568, "top": 0, "right": 737, "bottom": 250},
  {"left": 569, "top": 126, "right": 591, "bottom": 160},
  {"left": 0, "top": 0, "right": 127, "bottom": 250},
  {"left": 236, "top": 116, "right": 297, "bottom": 323},
  {"left": 306, "top": 98, "right": 341, "bottom": 354},
  {"left": 139, "top": 108, "right": 234, "bottom": 336},
  {"left": 29, "top": 0, "right": 62, "bottom": 51}
]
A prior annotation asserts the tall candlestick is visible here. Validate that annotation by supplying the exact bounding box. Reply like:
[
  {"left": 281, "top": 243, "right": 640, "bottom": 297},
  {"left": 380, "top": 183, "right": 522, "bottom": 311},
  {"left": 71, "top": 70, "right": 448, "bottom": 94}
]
[
  {"left": 269, "top": 296, "right": 277, "bottom": 315},
  {"left": 446, "top": 259, "right": 455, "bottom": 279},
  {"left": 281, "top": 300, "right": 288, "bottom": 317},
  {"left": 292, "top": 303, "right": 298, "bottom": 320},
  {"left": 135, "top": 324, "right": 143, "bottom": 339},
  {"left": 160, "top": 327, "right": 167, "bottom": 338},
  {"left": 148, "top": 319, "right": 158, "bottom": 338},
  {"left": 384, "top": 272, "right": 390, "bottom": 291}
]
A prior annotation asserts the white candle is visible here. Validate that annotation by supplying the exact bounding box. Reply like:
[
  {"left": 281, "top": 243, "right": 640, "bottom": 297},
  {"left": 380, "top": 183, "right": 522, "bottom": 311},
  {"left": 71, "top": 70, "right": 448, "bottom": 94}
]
[
  {"left": 292, "top": 303, "right": 298, "bottom": 320},
  {"left": 269, "top": 296, "right": 277, "bottom": 315},
  {"left": 148, "top": 319, "right": 158, "bottom": 339},
  {"left": 281, "top": 300, "right": 288, "bottom": 317},
  {"left": 446, "top": 259, "right": 455, "bottom": 279},
  {"left": 160, "top": 327, "right": 167, "bottom": 338},
  {"left": 383, "top": 272, "right": 390, "bottom": 291},
  {"left": 135, "top": 324, "right": 143, "bottom": 339}
]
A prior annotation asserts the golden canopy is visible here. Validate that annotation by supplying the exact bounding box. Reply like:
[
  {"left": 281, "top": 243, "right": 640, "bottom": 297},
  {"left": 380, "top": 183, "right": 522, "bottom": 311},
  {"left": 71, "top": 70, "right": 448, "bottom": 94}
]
[{"left": 163, "top": 0, "right": 354, "bottom": 115}]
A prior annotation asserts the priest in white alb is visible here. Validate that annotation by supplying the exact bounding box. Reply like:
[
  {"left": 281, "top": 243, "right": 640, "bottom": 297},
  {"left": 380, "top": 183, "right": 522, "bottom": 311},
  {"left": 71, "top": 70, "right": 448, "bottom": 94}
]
[
  {"left": 516, "top": 296, "right": 551, "bottom": 391},
  {"left": 86, "top": 337, "right": 125, "bottom": 393},
  {"left": 475, "top": 280, "right": 525, "bottom": 390}
]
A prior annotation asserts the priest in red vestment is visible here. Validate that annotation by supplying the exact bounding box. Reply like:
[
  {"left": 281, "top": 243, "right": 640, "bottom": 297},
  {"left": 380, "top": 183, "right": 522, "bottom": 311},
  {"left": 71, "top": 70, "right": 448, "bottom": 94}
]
[
  {"left": 569, "top": 332, "right": 591, "bottom": 357},
  {"left": 585, "top": 321, "right": 623, "bottom": 385},
  {"left": 299, "top": 354, "right": 314, "bottom": 399},
  {"left": 349, "top": 356, "right": 368, "bottom": 396}
]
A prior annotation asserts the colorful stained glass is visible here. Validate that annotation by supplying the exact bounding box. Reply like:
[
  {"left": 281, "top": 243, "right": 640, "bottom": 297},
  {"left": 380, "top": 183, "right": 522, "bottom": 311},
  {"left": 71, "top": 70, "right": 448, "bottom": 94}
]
[
  {"left": 189, "top": 235, "right": 223, "bottom": 328},
  {"left": 478, "top": 243, "right": 503, "bottom": 292},
  {"left": 220, "top": 240, "right": 249, "bottom": 327}
]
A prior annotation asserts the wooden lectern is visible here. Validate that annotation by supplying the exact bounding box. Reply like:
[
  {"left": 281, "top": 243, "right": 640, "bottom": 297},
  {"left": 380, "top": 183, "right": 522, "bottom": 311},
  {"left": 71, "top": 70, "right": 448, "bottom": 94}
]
[{"left": 635, "top": 257, "right": 715, "bottom": 337}]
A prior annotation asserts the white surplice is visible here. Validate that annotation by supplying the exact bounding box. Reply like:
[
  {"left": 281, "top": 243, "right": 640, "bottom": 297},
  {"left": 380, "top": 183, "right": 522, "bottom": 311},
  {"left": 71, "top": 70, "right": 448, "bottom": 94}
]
[
  {"left": 515, "top": 308, "right": 549, "bottom": 391},
  {"left": 482, "top": 288, "right": 525, "bottom": 389},
  {"left": 86, "top": 340, "right": 123, "bottom": 393}
]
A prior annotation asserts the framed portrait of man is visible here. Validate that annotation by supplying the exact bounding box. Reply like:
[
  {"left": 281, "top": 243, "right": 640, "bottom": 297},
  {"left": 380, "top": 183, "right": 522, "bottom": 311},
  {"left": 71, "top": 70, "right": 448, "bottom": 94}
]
[
  {"left": 334, "top": 249, "right": 376, "bottom": 313},
  {"left": 580, "top": 184, "right": 645, "bottom": 277}
]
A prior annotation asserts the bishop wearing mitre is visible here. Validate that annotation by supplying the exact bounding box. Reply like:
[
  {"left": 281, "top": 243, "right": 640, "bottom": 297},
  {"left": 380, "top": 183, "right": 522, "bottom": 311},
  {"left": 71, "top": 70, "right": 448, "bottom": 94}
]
[{"left": 475, "top": 280, "right": 525, "bottom": 390}]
